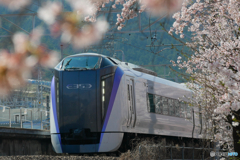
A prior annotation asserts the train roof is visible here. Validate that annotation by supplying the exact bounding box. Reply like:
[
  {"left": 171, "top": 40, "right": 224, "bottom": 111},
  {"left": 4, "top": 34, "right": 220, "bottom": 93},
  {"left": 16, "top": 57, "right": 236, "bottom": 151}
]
[
  {"left": 65, "top": 53, "right": 157, "bottom": 76},
  {"left": 120, "top": 66, "right": 191, "bottom": 92},
  {"left": 69, "top": 53, "right": 102, "bottom": 57},
  {"left": 61, "top": 53, "right": 189, "bottom": 91}
]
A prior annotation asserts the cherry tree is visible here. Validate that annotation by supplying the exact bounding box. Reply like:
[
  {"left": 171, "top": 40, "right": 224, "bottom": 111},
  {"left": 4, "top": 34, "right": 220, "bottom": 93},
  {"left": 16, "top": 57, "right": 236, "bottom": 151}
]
[{"left": 169, "top": 0, "right": 240, "bottom": 152}]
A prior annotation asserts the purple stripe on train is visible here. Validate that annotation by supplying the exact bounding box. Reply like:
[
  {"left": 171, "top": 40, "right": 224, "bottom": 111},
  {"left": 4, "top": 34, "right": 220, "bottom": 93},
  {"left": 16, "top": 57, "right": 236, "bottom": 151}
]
[
  {"left": 99, "top": 67, "right": 124, "bottom": 151},
  {"left": 51, "top": 76, "right": 62, "bottom": 152}
]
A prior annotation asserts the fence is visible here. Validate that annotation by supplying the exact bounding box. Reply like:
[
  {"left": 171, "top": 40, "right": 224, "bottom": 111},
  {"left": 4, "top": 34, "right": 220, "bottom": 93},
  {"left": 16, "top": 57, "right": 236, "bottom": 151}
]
[
  {"left": 0, "top": 105, "right": 49, "bottom": 130},
  {"left": 0, "top": 105, "right": 11, "bottom": 127},
  {"left": 40, "top": 110, "right": 50, "bottom": 130}
]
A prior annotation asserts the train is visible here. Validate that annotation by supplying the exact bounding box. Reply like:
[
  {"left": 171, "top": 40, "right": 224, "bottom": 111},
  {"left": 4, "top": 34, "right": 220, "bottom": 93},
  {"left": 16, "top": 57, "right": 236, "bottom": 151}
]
[{"left": 50, "top": 53, "right": 202, "bottom": 153}]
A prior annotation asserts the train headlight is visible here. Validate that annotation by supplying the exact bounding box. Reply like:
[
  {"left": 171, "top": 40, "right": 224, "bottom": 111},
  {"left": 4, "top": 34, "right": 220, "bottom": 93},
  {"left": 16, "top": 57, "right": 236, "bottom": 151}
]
[
  {"left": 102, "top": 80, "right": 105, "bottom": 119},
  {"left": 102, "top": 88, "right": 105, "bottom": 94},
  {"left": 102, "top": 81, "right": 105, "bottom": 87},
  {"left": 102, "top": 96, "right": 105, "bottom": 102}
]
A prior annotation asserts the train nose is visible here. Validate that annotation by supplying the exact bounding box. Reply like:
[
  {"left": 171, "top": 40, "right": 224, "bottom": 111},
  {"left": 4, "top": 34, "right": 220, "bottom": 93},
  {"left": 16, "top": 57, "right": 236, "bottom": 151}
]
[
  {"left": 56, "top": 70, "right": 100, "bottom": 147},
  {"left": 61, "top": 128, "right": 99, "bottom": 145},
  {"left": 60, "top": 70, "right": 98, "bottom": 133},
  {"left": 51, "top": 55, "right": 121, "bottom": 153}
]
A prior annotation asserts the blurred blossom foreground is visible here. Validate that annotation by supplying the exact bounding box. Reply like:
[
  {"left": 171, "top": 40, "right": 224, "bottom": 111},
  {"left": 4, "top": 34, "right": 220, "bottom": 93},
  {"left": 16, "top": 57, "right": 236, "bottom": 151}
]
[
  {"left": 0, "top": 0, "right": 183, "bottom": 96},
  {"left": 0, "top": 28, "right": 59, "bottom": 96}
]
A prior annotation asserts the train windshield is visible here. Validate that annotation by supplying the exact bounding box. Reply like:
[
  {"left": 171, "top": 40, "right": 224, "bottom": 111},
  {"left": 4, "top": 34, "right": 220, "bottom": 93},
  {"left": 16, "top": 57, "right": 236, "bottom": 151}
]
[{"left": 61, "top": 56, "right": 101, "bottom": 70}]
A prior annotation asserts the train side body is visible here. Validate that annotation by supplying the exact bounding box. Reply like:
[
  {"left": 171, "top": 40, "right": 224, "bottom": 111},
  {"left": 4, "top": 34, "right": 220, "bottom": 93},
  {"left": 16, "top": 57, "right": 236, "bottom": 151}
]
[{"left": 119, "top": 68, "right": 200, "bottom": 138}]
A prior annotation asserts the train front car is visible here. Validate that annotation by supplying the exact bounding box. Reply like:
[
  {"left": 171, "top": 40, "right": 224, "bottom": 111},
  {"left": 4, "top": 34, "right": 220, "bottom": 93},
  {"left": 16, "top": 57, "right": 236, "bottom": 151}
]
[{"left": 50, "top": 53, "right": 124, "bottom": 153}]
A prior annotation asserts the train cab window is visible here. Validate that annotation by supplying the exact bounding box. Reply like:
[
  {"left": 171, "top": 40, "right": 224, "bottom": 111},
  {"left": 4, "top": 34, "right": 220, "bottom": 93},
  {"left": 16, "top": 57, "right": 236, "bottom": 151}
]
[
  {"left": 108, "top": 57, "right": 121, "bottom": 65},
  {"left": 61, "top": 56, "right": 101, "bottom": 70},
  {"left": 55, "top": 61, "right": 62, "bottom": 70},
  {"left": 100, "top": 57, "right": 114, "bottom": 68}
]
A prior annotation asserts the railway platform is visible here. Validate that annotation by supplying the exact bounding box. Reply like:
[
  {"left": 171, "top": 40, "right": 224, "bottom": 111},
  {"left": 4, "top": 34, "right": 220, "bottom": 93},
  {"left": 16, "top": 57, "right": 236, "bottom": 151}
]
[{"left": 0, "top": 127, "right": 56, "bottom": 156}]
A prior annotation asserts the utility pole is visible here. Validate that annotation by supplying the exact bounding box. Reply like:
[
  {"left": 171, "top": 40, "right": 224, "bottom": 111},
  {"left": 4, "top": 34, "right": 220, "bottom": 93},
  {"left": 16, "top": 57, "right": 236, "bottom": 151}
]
[
  {"left": 60, "top": 44, "right": 63, "bottom": 60},
  {"left": 36, "top": 67, "right": 43, "bottom": 120},
  {"left": 114, "top": 50, "right": 125, "bottom": 61}
]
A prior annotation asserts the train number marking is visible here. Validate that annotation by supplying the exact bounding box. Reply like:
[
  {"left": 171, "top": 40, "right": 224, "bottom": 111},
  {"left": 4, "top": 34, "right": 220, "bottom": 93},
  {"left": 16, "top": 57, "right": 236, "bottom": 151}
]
[{"left": 66, "top": 84, "right": 92, "bottom": 89}]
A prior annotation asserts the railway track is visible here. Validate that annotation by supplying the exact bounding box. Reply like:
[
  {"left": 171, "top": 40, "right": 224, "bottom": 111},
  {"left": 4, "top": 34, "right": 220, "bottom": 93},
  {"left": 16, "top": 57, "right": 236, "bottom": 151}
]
[{"left": 0, "top": 155, "right": 118, "bottom": 160}]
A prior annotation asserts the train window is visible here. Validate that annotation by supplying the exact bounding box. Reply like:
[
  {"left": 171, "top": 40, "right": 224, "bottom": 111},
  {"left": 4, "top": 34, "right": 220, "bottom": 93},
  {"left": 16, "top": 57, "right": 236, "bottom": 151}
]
[
  {"left": 148, "top": 94, "right": 155, "bottom": 113},
  {"left": 108, "top": 57, "right": 121, "bottom": 64},
  {"left": 179, "top": 102, "right": 186, "bottom": 118},
  {"left": 100, "top": 57, "right": 114, "bottom": 68},
  {"left": 162, "top": 97, "right": 168, "bottom": 115},
  {"left": 174, "top": 100, "right": 180, "bottom": 117},
  {"left": 154, "top": 95, "right": 162, "bottom": 114},
  {"left": 185, "top": 104, "right": 192, "bottom": 119},
  {"left": 55, "top": 61, "right": 62, "bottom": 70},
  {"left": 147, "top": 93, "right": 192, "bottom": 119},
  {"left": 168, "top": 99, "right": 175, "bottom": 116},
  {"left": 61, "top": 56, "right": 101, "bottom": 70},
  {"left": 147, "top": 94, "right": 150, "bottom": 112}
]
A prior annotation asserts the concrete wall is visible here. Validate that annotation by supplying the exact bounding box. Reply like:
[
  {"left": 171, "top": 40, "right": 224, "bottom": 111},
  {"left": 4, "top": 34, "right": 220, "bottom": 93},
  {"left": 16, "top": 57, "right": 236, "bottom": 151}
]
[{"left": 0, "top": 127, "right": 57, "bottom": 156}]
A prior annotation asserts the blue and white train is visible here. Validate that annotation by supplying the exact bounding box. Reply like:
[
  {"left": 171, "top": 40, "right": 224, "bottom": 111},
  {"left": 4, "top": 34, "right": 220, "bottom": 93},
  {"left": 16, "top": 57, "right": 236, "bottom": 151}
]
[{"left": 50, "top": 53, "right": 202, "bottom": 153}]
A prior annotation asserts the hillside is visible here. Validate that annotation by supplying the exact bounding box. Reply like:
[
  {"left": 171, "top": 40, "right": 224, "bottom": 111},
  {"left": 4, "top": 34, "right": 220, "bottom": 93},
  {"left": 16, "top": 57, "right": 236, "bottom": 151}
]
[{"left": 0, "top": 2, "right": 192, "bottom": 82}]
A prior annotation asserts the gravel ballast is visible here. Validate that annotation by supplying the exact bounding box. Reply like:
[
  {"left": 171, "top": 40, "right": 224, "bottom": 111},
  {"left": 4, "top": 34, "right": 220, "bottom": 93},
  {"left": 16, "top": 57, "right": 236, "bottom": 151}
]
[{"left": 0, "top": 156, "right": 119, "bottom": 160}]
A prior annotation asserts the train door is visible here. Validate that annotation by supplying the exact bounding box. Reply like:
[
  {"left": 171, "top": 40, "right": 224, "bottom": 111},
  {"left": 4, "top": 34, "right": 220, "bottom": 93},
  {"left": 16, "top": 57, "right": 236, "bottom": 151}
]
[{"left": 126, "top": 76, "right": 136, "bottom": 128}]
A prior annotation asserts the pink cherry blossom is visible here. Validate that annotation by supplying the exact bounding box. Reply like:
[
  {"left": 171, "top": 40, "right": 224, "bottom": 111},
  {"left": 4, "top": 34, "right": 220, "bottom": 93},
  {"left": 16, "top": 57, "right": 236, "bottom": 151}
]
[
  {"left": 0, "top": 50, "right": 29, "bottom": 96},
  {"left": 140, "top": 0, "right": 184, "bottom": 16},
  {"left": 71, "top": 19, "right": 109, "bottom": 49},
  {"left": 0, "top": 0, "right": 31, "bottom": 10},
  {"left": 38, "top": 2, "right": 62, "bottom": 25},
  {"left": 68, "top": 0, "right": 97, "bottom": 17},
  {"left": 0, "top": 27, "right": 60, "bottom": 96},
  {"left": 38, "top": 1, "right": 108, "bottom": 49},
  {"left": 170, "top": 0, "right": 240, "bottom": 151},
  {"left": 0, "top": 0, "right": 185, "bottom": 97}
]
